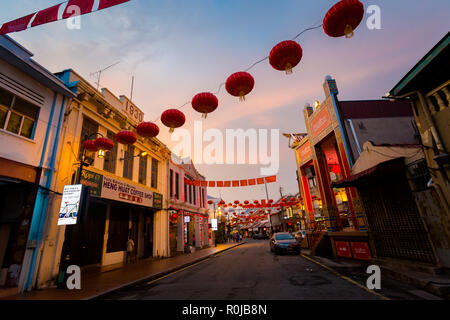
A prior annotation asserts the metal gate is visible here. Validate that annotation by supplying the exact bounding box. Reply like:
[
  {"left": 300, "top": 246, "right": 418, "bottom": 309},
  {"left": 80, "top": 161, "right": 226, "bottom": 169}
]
[{"left": 359, "top": 174, "right": 436, "bottom": 264}]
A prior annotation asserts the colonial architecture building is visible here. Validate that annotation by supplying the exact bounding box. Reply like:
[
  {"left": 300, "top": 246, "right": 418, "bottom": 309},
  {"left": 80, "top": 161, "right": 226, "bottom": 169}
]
[
  {"left": 0, "top": 35, "right": 75, "bottom": 296},
  {"left": 31, "top": 69, "right": 172, "bottom": 290}
]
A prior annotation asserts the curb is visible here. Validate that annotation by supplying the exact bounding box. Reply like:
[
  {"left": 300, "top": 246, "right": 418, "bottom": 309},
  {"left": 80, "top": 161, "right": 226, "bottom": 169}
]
[
  {"left": 88, "top": 242, "right": 246, "bottom": 300},
  {"left": 380, "top": 265, "right": 450, "bottom": 299}
]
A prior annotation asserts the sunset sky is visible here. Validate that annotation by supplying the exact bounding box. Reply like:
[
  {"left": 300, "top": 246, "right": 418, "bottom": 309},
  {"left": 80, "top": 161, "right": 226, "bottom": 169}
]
[{"left": 1, "top": 0, "right": 449, "bottom": 202}]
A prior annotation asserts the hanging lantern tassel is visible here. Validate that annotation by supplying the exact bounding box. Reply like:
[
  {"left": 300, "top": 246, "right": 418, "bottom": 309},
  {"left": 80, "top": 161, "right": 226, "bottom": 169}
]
[
  {"left": 239, "top": 91, "right": 246, "bottom": 102},
  {"left": 169, "top": 127, "right": 175, "bottom": 133},
  {"left": 344, "top": 24, "right": 354, "bottom": 38},
  {"left": 285, "top": 63, "right": 293, "bottom": 75}
]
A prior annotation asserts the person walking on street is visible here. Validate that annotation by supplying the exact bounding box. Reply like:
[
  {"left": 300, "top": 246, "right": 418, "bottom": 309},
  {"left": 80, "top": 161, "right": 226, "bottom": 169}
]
[{"left": 126, "top": 237, "right": 135, "bottom": 263}]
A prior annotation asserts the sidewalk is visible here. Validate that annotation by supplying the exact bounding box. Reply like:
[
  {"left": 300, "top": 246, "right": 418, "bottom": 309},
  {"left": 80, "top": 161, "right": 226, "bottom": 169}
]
[
  {"left": 2, "top": 242, "right": 246, "bottom": 300},
  {"left": 302, "top": 249, "right": 450, "bottom": 300}
]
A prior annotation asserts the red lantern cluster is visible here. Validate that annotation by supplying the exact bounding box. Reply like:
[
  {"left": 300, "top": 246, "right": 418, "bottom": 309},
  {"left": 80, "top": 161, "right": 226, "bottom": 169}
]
[
  {"left": 137, "top": 122, "right": 160, "bottom": 138},
  {"left": 323, "top": 0, "right": 365, "bottom": 39},
  {"left": 83, "top": 140, "right": 99, "bottom": 152},
  {"left": 116, "top": 131, "right": 137, "bottom": 145},
  {"left": 192, "top": 92, "right": 219, "bottom": 119},
  {"left": 269, "top": 40, "right": 303, "bottom": 74},
  {"left": 225, "top": 72, "right": 255, "bottom": 102},
  {"left": 95, "top": 137, "right": 114, "bottom": 151},
  {"left": 161, "top": 109, "right": 186, "bottom": 133}
]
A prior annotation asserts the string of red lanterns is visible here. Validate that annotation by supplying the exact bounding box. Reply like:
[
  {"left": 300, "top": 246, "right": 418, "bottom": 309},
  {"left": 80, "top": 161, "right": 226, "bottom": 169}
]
[{"left": 88, "top": 1, "right": 363, "bottom": 145}]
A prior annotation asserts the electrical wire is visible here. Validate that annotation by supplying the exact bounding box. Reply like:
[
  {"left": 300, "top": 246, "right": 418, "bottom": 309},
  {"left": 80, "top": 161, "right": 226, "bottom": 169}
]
[{"left": 152, "top": 22, "right": 323, "bottom": 123}]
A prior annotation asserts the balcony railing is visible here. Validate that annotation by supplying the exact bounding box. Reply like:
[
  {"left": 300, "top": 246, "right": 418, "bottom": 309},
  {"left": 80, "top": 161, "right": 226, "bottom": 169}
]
[{"left": 426, "top": 80, "right": 450, "bottom": 115}]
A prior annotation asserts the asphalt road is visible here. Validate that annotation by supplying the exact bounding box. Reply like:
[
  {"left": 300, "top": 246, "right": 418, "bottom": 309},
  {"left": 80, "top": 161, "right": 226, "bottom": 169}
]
[{"left": 101, "top": 240, "right": 414, "bottom": 300}]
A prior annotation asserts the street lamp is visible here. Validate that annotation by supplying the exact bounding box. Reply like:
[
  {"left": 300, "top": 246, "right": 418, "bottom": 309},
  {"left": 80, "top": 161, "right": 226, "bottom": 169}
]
[{"left": 119, "top": 150, "right": 148, "bottom": 161}]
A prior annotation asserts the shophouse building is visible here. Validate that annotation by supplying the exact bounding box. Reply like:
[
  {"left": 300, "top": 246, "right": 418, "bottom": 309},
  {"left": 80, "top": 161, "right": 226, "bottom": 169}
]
[{"left": 0, "top": 35, "right": 75, "bottom": 296}]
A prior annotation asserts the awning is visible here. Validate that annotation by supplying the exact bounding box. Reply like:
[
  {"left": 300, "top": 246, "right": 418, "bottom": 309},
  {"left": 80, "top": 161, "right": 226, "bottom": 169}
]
[{"left": 331, "top": 157, "right": 405, "bottom": 189}]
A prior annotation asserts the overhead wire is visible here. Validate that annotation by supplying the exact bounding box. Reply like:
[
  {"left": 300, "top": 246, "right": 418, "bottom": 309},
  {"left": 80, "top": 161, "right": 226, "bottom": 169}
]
[{"left": 152, "top": 22, "right": 324, "bottom": 123}]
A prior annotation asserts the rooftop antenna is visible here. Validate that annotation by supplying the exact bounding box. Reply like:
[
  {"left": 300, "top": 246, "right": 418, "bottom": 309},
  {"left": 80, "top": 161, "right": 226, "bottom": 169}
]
[{"left": 90, "top": 61, "right": 121, "bottom": 91}]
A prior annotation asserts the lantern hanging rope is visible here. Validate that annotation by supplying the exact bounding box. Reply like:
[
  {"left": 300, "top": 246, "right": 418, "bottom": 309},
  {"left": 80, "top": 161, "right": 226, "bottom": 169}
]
[
  {"left": 151, "top": 23, "right": 322, "bottom": 123},
  {"left": 323, "top": 0, "right": 365, "bottom": 39}
]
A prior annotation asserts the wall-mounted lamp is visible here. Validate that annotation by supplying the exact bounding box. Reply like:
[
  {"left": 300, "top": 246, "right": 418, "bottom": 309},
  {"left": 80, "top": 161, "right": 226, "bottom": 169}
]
[{"left": 120, "top": 151, "right": 148, "bottom": 161}]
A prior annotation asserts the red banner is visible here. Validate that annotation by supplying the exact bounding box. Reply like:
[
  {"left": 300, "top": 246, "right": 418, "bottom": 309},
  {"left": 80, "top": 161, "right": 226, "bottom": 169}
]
[
  {"left": 0, "top": 0, "right": 131, "bottom": 35},
  {"left": 335, "top": 241, "right": 352, "bottom": 258}
]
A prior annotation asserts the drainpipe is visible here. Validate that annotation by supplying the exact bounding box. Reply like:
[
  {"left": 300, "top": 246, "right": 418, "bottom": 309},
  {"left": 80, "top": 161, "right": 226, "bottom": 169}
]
[{"left": 24, "top": 95, "right": 67, "bottom": 291}]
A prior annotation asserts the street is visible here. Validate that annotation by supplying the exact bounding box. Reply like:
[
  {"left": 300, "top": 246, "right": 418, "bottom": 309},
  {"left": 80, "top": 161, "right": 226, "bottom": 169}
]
[{"left": 100, "top": 240, "right": 432, "bottom": 300}]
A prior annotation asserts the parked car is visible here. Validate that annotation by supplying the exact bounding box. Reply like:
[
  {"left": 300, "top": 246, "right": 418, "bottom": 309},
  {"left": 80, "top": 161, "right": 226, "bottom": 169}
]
[{"left": 270, "top": 232, "right": 301, "bottom": 255}]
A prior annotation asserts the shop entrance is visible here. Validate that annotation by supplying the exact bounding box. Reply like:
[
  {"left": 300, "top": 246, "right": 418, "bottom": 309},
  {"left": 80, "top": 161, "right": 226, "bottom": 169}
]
[
  {"left": 143, "top": 211, "right": 154, "bottom": 259},
  {"left": 70, "top": 201, "right": 106, "bottom": 267},
  {"left": 0, "top": 180, "right": 37, "bottom": 288}
]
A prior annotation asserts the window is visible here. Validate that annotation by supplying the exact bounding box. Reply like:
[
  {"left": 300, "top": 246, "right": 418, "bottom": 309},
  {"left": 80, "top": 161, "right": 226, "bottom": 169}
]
[
  {"left": 184, "top": 181, "right": 187, "bottom": 202},
  {"left": 103, "top": 130, "right": 117, "bottom": 174},
  {"left": 0, "top": 87, "right": 40, "bottom": 139},
  {"left": 80, "top": 117, "right": 99, "bottom": 163},
  {"left": 139, "top": 154, "right": 148, "bottom": 185},
  {"left": 123, "top": 145, "right": 134, "bottom": 180},
  {"left": 193, "top": 186, "right": 197, "bottom": 206},
  {"left": 170, "top": 169, "right": 174, "bottom": 197},
  {"left": 175, "top": 173, "right": 180, "bottom": 200},
  {"left": 201, "top": 188, "right": 205, "bottom": 208},
  {"left": 151, "top": 158, "right": 158, "bottom": 189},
  {"left": 189, "top": 185, "right": 192, "bottom": 204}
]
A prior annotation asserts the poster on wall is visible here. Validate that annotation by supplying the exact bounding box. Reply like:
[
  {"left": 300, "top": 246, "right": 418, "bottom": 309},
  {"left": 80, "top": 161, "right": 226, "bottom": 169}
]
[
  {"left": 211, "top": 219, "right": 218, "bottom": 231},
  {"left": 58, "top": 185, "right": 83, "bottom": 226}
]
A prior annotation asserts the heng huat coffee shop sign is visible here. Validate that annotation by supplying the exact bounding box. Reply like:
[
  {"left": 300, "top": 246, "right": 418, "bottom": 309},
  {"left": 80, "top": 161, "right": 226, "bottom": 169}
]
[{"left": 81, "top": 170, "right": 161, "bottom": 209}]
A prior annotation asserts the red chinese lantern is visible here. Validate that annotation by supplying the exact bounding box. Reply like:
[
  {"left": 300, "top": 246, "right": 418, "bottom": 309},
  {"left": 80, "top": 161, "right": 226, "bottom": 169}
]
[
  {"left": 323, "top": 0, "right": 365, "bottom": 39},
  {"left": 191, "top": 92, "right": 219, "bottom": 118},
  {"left": 137, "top": 122, "right": 160, "bottom": 138},
  {"left": 253, "top": 200, "right": 259, "bottom": 205},
  {"left": 244, "top": 200, "right": 250, "bottom": 205},
  {"left": 269, "top": 40, "right": 303, "bottom": 74},
  {"left": 83, "top": 140, "right": 99, "bottom": 152},
  {"left": 94, "top": 137, "right": 114, "bottom": 151},
  {"left": 234, "top": 200, "right": 240, "bottom": 205},
  {"left": 290, "top": 197, "right": 297, "bottom": 202},
  {"left": 281, "top": 198, "right": 287, "bottom": 203},
  {"left": 208, "top": 200, "right": 214, "bottom": 205},
  {"left": 161, "top": 109, "right": 186, "bottom": 133},
  {"left": 225, "top": 72, "right": 255, "bottom": 101},
  {"left": 116, "top": 131, "right": 137, "bottom": 145}
]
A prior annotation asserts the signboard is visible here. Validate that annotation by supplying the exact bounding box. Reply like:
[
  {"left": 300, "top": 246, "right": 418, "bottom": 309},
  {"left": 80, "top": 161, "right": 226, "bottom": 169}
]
[
  {"left": 211, "top": 219, "right": 218, "bottom": 231},
  {"left": 351, "top": 242, "right": 372, "bottom": 260},
  {"left": 102, "top": 175, "right": 154, "bottom": 207},
  {"left": 80, "top": 170, "right": 103, "bottom": 196},
  {"left": 184, "top": 216, "right": 191, "bottom": 223},
  {"left": 58, "top": 185, "right": 83, "bottom": 226},
  {"left": 335, "top": 241, "right": 352, "bottom": 258},
  {"left": 153, "top": 192, "right": 163, "bottom": 209},
  {"left": 297, "top": 141, "right": 312, "bottom": 163},
  {"left": 311, "top": 107, "right": 332, "bottom": 138}
]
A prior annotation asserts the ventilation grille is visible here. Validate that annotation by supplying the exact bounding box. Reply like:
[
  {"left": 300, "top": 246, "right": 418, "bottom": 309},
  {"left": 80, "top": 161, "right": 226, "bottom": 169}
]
[{"left": 0, "top": 71, "right": 45, "bottom": 106}]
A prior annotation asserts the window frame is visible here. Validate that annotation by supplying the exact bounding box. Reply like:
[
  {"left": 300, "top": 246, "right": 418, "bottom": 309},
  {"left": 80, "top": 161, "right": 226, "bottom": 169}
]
[
  {"left": 0, "top": 88, "right": 40, "bottom": 140},
  {"left": 151, "top": 158, "right": 158, "bottom": 189},
  {"left": 138, "top": 154, "right": 148, "bottom": 185}
]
